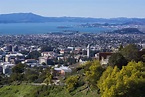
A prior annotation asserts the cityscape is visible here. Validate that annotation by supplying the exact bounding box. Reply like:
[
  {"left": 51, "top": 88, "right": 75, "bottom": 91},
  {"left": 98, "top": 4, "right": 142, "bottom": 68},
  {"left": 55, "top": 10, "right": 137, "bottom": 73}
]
[{"left": 0, "top": 0, "right": 145, "bottom": 97}]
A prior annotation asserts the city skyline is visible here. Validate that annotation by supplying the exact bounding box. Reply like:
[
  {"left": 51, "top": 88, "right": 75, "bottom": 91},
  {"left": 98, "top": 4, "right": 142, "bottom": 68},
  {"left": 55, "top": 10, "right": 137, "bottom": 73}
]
[{"left": 0, "top": 0, "right": 145, "bottom": 18}]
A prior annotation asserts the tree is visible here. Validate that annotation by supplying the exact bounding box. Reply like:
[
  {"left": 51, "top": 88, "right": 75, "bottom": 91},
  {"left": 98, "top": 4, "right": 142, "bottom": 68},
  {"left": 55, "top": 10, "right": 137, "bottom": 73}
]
[
  {"left": 121, "top": 44, "right": 139, "bottom": 62},
  {"left": 85, "top": 60, "right": 104, "bottom": 88},
  {"left": 26, "top": 51, "right": 41, "bottom": 60},
  {"left": 0, "top": 75, "right": 3, "bottom": 85},
  {"left": 10, "top": 73, "right": 24, "bottom": 81},
  {"left": 43, "top": 68, "right": 53, "bottom": 85},
  {"left": 65, "top": 75, "right": 79, "bottom": 92},
  {"left": 41, "top": 46, "right": 54, "bottom": 52},
  {"left": 24, "top": 69, "right": 39, "bottom": 82},
  {"left": 11, "top": 63, "right": 25, "bottom": 81},
  {"left": 27, "top": 75, "right": 38, "bottom": 82},
  {"left": 43, "top": 72, "right": 52, "bottom": 85},
  {"left": 108, "top": 53, "right": 127, "bottom": 69},
  {"left": 65, "top": 57, "right": 76, "bottom": 65},
  {"left": 98, "top": 61, "right": 145, "bottom": 97},
  {"left": 118, "top": 44, "right": 123, "bottom": 51},
  {"left": 141, "top": 54, "right": 145, "bottom": 62},
  {"left": 12, "top": 63, "right": 25, "bottom": 73}
]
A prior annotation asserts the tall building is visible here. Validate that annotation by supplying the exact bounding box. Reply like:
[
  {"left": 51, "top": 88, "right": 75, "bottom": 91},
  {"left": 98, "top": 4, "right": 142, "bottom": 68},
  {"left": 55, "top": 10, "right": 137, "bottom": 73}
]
[{"left": 87, "top": 44, "right": 90, "bottom": 57}]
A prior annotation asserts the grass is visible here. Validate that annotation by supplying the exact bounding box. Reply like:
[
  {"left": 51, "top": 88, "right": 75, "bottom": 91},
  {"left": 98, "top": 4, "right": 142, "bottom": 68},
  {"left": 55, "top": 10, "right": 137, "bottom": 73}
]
[
  {"left": 0, "top": 84, "right": 39, "bottom": 97},
  {"left": 0, "top": 84, "right": 100, "bottom": 97}
]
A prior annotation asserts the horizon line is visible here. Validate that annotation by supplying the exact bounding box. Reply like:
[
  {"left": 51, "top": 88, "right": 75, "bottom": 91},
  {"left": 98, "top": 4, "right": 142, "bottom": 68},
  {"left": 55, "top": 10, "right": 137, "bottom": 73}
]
[{"left": 0, "top": 12, "right": 145, "bottom": 19}]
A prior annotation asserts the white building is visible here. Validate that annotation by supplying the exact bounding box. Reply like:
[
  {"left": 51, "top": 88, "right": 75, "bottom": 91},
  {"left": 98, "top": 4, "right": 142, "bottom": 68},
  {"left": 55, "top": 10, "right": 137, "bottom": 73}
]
[
  {"left": 87, "top": 44, "right": 90, "bottom": 57},
  {"left": 0, "top": 62, "right": 15, "bottom": 75},
  {"left": 39, "top": 57, "right": 48, "bottom": 65},
  {"left": 5, "top": 53, "right": 24, "bottom": 63},
  {"left": 41, "top": 52, "right": 57, "bottom": 58}
]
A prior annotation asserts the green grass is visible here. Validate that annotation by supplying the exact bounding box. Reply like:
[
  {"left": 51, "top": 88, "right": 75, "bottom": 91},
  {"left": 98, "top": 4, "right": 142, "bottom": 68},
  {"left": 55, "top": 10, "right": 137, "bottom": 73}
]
[
  {"left": 0, "top": 84, "right": 38, "bottom": 97},
  {"left": 0, "top": 84, "right": 100, "bottom": 97}
]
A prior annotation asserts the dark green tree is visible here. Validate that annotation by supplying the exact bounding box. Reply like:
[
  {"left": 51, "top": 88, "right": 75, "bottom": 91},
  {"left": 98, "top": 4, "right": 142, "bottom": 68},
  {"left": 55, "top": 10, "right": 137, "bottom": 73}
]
[
  {"left": 24, "top": 69, "right": 39, "bottom": 82},
  {"left": 121, "top": 44, "right": 139, "bottom": 62},
  {"left": 118, "top": 44, "right": 123, "bottom": 51},
  {"left": 12, "top": 63, "right": 25, "bottom": 73},
  {"left": 41, "top": 46, "right": 54, "bottom": 52},
  {"left": 141, "top": 54, "right": 145, "bottom": 62},
  {"left": 11, "top": 63, "right": 25, "bottom": 81},
  {"left": 26, "top": 51, "right": 41, "bottom": 60},
  {"left": 108, "top": 53, "right": 127, "bottom": 69}
]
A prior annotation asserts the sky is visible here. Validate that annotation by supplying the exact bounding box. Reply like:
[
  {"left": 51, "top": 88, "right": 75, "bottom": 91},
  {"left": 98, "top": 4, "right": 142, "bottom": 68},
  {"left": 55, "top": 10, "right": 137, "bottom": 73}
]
[{"left": 0, "top": 0, "right": 145, "bottom": 18}]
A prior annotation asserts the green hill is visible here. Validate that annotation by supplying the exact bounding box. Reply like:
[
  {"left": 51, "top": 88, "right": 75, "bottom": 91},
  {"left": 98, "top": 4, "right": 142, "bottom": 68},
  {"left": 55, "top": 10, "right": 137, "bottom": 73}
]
[{"left": 0, "top": 84, "right": 100, "bottom": 97}]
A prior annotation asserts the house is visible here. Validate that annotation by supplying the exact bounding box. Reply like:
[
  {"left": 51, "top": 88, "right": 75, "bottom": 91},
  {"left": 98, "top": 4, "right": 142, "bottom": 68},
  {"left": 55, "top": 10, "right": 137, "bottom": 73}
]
[
  {"left": 24, "top": 59, "right": 38, "bottom": 63},
  {"left": 59, "top": 50, "right": 65, "bottom": 54},
  {"left": 22, "top": 59, "right": 39, "bottom": 67},
  {"left": 54, "top": 66, "right": 72, "bottom": 76},
  {"left": 41, "top": 52, "right": 57, "bottom": 58},
  {"left": 5, "top": 53, "right": 24, "bottom": 64},
  {"left": 39, "top": 57, "right": 48, "bottom": 65},
  {"left": 96, "top": 52, "right": 113, "bottom": 67}
]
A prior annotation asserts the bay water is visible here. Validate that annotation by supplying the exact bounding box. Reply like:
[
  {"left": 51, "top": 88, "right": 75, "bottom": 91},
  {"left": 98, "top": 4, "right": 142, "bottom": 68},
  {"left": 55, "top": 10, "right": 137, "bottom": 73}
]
[{"left": 0, "top": 22, "right": 110, "bottom": 35}]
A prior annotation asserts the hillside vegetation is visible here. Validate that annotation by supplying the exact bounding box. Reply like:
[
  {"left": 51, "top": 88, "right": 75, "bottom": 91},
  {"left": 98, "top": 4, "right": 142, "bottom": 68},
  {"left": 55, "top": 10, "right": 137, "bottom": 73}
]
[{"left": 0, "top": 84, "right": 100, "bottom": 97}]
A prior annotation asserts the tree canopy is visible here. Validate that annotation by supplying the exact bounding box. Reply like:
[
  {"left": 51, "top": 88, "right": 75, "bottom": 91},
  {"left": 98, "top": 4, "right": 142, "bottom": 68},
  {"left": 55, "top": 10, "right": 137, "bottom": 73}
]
[
  {"left": 108, "top": 53, "right": 127, "bottom": 69},
  {"left": 85, "top": 60, "right": 104, "bottom": 88},
  {"left": 65, "top": 75, "right": 79, "bottom": 92},
  {"left": 121, "top": 44, "right": 139, "bottom": 62},
  {"left": 26, "top": 51, "right": 41, "bottom": 60},
  {"left": 98, "top": 61, "right": 145, "bottom": 97}
]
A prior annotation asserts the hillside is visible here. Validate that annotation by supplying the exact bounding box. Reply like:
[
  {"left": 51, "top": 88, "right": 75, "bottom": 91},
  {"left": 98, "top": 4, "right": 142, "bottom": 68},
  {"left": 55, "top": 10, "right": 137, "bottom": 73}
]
[
  {"left": 109, "top": 28, "right": 144, "bottom": 34},
  {"left": 0, "top": 13, "right": 145, "bottom": 23},
  {"left": 0, "top": 84, "right": 100, "bottom": 97}
]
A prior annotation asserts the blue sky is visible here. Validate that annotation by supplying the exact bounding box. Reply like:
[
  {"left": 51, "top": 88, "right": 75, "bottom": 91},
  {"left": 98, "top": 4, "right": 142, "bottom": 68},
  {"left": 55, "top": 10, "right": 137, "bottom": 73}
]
[{"left": 0, "top": 0, "right": 144, "bottom": 18}]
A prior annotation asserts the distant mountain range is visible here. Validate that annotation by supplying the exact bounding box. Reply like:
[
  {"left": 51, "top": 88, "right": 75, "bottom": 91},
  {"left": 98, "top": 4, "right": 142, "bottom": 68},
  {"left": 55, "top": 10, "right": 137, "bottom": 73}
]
[{"left": 0, "top": 13, "right": 145, "bottom": 23}]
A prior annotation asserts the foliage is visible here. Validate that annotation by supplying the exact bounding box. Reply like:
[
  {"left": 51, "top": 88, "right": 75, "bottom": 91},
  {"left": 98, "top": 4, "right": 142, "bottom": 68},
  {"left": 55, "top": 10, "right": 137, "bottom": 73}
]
[
  {"left": 0, "top": 84, "right": 100, "bottom": 97},
  {"left": 43, "top": 71, "right": 53, "bottom": 85},
  {"left": 108, "top": 53, "right": 127, "bottom": 69},
  {"left": 0, "top": 84, "right": 39, "bottom": 97},
  {"left": 26, "top": 51, "right": 41, "bottom": 60},
  {"left": 85, "top": 60, "right": 104, "bottom": 88},
  {"left": 65, "top": 75, "right": 79, "bottom": 92},
  {"left": 10, "top": 73, "right": 24, "bottom": 82},
  {"left": 12, "top": 63, "right": 25, "bottom": 73},
  {"left": 141, "top": 54, "right": 145, "bottom": 62},
  {"left": 41, "top": 45, "right": 54, "bottom": 52},
  {"left": 65, "top": 57, "right": 76, "bottom": 65},
  {"left": 121, "top": 44, "right": 139, "bottom": 62},
  {"left": 0, "top": 75, "right": 3, "bottom": 85},
  {"left": 10, "top": 63, "right": 25, "bottom": 81},
  {"left": 98, "top": 61, "right": 145, "bottom": 97},
  {"left": 118, "top": 44, "right": 123, "bottom": 51},
  {"left": 24, "top": 69, "right": 39, "bottom": 82},
  {"left": 20, "top": 50, "right": 29, "bottom": 55}
]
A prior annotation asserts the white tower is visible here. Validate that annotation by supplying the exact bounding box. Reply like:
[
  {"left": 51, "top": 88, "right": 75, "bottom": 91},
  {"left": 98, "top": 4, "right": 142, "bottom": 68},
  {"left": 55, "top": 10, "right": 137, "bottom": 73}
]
[{"left": 87, "top": 44, "right": 90, "bottom": 57}]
